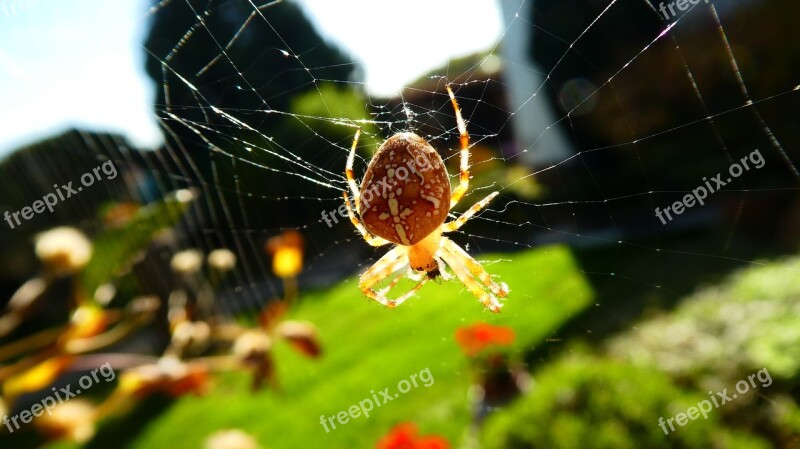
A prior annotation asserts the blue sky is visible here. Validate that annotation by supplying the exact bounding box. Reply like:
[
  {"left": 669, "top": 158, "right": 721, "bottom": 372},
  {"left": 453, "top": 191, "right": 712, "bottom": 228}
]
[
  {"left": 0, "top": 0, "right": 157, "bottom": 155},
  {"left": 0, "top": 0, "right": 503, "bottom": 157}
]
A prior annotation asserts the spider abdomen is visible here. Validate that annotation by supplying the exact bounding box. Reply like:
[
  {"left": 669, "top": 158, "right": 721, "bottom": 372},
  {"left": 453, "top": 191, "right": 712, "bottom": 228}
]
[{"left": 358, "top": 132, "right": 451, "bottom": 246}]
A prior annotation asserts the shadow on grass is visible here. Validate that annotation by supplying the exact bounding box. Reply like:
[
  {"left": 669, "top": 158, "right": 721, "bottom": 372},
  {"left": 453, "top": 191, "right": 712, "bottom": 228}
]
[
  {"left": 540, "top": 219, "right": 797, "bottom": 362},
  {"left": 85, "top": 395, "right": 174, "bottom": 449}
]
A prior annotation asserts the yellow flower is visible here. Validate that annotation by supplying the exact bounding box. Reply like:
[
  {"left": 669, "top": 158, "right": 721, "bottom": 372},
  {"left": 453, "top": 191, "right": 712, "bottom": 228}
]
[
  {"left": 3, "top": 356, "right": 74, "bottom": 406},
  {"left": 35, "top": 227, "right": 92, "bottom": 275},
  {"left": 67, "top": 304, "right": 108, "bottom": 340},
  {"left": 265, "top": 230, "right": 304, "bottom": 278},
  {"left": 272, "top": 249, "right": 302, "bottom": 278}
]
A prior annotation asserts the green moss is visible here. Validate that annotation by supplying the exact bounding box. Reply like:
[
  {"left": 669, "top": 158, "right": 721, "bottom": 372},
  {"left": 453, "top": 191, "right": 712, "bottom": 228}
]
[
  {"left": 609, "top": 255, "right": 800, "bottom": 382},
  {"left": 481, "top": 355, "right": 771, "bottom": 449}
]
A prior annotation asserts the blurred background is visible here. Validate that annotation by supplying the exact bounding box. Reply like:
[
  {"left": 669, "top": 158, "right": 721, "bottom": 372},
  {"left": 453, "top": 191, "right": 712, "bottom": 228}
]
[{"left": 0, "top": 0, "right": 798, "bottom": 448}]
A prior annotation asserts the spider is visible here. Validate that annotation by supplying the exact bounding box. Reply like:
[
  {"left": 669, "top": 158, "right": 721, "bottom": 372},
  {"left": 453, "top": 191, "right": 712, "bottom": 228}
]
[{"left": 343, "top": 86, "right": 508, "bottom": 312}]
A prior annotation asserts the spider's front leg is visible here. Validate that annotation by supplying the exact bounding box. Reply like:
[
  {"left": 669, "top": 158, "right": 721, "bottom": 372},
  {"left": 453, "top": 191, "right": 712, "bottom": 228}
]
[
  {"left": 447, "top": 85, "right": 471, "bottom": 209},
  {"left": 358, "top": 246, "right": 427, "bottom": 308},
  {"left": 343, "top": 192, "right": 390, "bottom": 247},
  {"left": 345, "top": 127, "right": 363, "bottom": 209},
  {"left": 442, "top": 191, "right": 499, "bottom": 233}
]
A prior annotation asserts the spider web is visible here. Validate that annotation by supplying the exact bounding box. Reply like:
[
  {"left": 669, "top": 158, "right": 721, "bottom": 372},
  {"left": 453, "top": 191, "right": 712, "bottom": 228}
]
[
  {"left": 122, "top": 0, "right": 800, "bottom": 352},
  {"left": 0, "top": 0, "right": 797, "bottom": 445}
]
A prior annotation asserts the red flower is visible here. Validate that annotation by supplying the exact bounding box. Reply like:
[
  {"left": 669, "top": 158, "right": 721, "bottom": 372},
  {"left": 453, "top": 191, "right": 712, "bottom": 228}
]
[
  {"left": 454, "top": 322, "right": 515, "bottom": 356},
  {"left": 415, "top": 436, "right": 451, "bottom": 449},
  {"left": 376, "top": 423, "right": 416, "bottom": 449},
  {"left": 375, "top": 423, "right": 450, "bottom": 449}
]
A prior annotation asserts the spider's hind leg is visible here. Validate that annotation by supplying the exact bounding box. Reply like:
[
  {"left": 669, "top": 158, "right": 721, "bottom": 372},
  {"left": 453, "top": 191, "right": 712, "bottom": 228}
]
[
  {"left": 433, "top": 255, "right": 452, "bottom": 281},
  {"left": 407, "top": 267, "right": 424, "bottom": 282},
  {"left": 359, "top": 246, "right": 427, "bottom": 308}
]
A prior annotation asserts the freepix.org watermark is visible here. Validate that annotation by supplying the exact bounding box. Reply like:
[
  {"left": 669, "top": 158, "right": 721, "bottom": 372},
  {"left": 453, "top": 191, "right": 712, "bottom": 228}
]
[
  {"left": 3, "top": 160, "right": 118, "bottom": 230},
  {"left": 321, "top": 150, "right": 435, "bottom": 228},
  {"left": 655, "top": 149, "right": 765, "bottom": 225},
  {"left": 3, "top": 362, "right": 115, "bottom": 434},
  {"left": 656, "top": 0, "right": 710, "bottom": 21},
  {"left": 319, "top": 367, "right": 435, "bottom": 433},
  {"left": 658, "top": 368, "right": 772, "bottom": 435}
]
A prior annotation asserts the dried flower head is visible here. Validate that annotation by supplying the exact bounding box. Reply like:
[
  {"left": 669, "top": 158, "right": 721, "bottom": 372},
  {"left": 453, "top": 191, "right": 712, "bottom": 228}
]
[
  {"left": 276, "top": 321, "right": 322, "bottom": 358},
  {"left": 233, "top": 330, "right": 273, "bottom": 361},
  {"left": 208, "top": 248, "right": 237, "bottom": 272},
  {"left": 172, "top": 320, "right": 211, "bottom": 349},
  {"left": 171, "top": 249, "right": 204, "bottom": 275},
  {"left": 119, "top": 357, "right": 210, "bottom": 397},
  {"left": 205, "top": 429, "right": 260, "bottom": 449},
  {"left": 102, "top": 202, "right": 141, "bottom": 228},
  {"left": 35, "top": 400, "right": 96, "bottom": 443},
  {"left": 35, "top": 227, "right": 93, "bottom": 275},
  {"left": 93, "top": 283, "right": 117, "bottom": 306},
  {"left": 127, "top": 295, "right": 161, "bottom": 316}
]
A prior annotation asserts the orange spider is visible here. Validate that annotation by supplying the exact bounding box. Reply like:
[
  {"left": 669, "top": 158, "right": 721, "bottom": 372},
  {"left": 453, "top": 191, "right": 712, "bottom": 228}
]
[{"left": 343, "top": 86, "right": 508, "bottom": 312}]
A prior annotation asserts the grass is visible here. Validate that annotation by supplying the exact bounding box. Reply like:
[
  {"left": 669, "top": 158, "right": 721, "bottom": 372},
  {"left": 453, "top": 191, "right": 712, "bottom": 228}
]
[{"left": 42, "top": 245, "right": 592, "bottom": 449}]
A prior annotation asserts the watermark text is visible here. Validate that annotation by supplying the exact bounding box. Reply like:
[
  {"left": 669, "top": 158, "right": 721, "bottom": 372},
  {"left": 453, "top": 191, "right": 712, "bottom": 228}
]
[
  {"left": 658, "top": 367, "right": 772, "bottom": 435},
  {"left": 323, "top": 151, "right": 435, "bottom": 228},
  {"left": 4, "top": 160, "right": 118, "bottom": 230},
  {"left": 3, "top": 362, "right": 115, "bottom": 433},
  {"left": 319, "top": 367, "right": 434, "bottom": 433},
  {"left": 655, "top": 149, "right": 764, "bottom": 225}
]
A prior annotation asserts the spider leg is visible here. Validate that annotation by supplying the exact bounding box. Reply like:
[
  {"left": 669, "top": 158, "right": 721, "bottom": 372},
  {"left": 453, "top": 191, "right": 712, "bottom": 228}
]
[
  {"left": 446, "top": 85, "right": 471, "bottom": 209},
  {"left": 438, "top": 237, "right": 506, "bottom": 312},
  {"left": 442, "top": 191, "right": 499, "bottom": 233},
  {"left": 434, "top": 256, "right": 453, "bottom": 280},
  {"left": 407, "top": 267, "right": 423, "bottom": 282},
  {"left": 345, "top": 127, "right": 362, "bottom": 210},
  {"left": 343, "top": 192, "right": 390, "bottom": 247},
  {"left": 442, "top": 237, "right": 508, "bottom": 299},
  {"left": 378, "top": 278, "right": 427, "bottom": 309},
  {"left": 378, "top": 268, "right": 406, "bottom": 295},
  {"left": 358, "top": 246, "right": 426, "bottom": 308}
]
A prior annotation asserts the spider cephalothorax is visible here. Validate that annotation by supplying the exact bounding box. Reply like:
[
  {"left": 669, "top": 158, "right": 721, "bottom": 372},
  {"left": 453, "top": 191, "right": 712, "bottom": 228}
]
[{"left": 343, "top": 86, "right": 509, "bottom": 312}]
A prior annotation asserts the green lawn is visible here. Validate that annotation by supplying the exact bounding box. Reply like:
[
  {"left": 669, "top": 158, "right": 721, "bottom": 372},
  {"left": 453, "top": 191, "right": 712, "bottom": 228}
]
[{"left": 46, "top": 245, "right": 593, "bottom": 449}]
